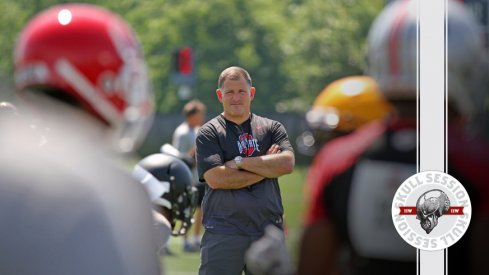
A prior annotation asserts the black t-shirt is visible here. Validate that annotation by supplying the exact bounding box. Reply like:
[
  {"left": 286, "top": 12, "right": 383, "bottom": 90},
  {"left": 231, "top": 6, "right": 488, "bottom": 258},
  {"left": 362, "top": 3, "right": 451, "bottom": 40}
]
[{"left": 196, "top": 113, "right": 293, "bottom": 236}]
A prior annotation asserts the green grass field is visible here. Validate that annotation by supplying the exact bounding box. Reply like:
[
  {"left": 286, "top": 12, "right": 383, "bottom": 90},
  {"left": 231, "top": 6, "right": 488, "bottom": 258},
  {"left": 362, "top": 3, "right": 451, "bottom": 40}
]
[{"left": 162, "top": 165, "right": 308, "bottom": 274}]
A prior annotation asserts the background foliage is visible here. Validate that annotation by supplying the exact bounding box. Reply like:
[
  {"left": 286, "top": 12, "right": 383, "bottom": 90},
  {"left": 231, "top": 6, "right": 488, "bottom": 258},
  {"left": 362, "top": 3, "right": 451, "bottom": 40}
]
[{"left": 0, "top": 0, "right": 383, "bottom": 114}]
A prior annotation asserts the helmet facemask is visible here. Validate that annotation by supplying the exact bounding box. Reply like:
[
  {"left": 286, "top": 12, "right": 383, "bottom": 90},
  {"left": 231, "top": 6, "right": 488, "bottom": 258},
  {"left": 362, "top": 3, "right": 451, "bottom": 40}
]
[{"left": 167, "top": 178, "right": 198, "bottom": 236}]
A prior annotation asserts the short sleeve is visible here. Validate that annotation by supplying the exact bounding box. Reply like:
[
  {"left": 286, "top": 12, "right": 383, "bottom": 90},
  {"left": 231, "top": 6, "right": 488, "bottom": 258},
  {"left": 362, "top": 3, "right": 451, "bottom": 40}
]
[
  {"left": 196, "top": 124, "right": 224, "bottom": 182},
  {"left": 271, "top": 121, "right": 294, "bottom": 153}
]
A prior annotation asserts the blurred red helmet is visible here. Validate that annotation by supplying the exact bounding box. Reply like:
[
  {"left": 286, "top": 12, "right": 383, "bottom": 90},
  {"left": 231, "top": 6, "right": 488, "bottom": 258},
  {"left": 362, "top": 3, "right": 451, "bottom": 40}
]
[
  {"left": 367, "top": 0, "right": 485, "bottom": 119},
  {"left": 14, "top": 3, "right": 153, "bottom": 152}
]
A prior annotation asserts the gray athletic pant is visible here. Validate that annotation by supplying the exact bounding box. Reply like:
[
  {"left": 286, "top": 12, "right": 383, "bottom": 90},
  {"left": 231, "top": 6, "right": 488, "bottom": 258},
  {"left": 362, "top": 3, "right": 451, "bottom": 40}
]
[{"left": 199, "top": 231, "right": 258, "bottom": 275}]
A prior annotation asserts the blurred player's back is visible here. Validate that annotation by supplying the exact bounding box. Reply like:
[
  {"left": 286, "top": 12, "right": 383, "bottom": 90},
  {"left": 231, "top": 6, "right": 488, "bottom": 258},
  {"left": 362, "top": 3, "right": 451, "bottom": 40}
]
[
  {"left": 0, "top": 3, "right": 161, "bottom": 274},
  {"left": 0, "top": 112, "right": 162, "bottom": 275}
]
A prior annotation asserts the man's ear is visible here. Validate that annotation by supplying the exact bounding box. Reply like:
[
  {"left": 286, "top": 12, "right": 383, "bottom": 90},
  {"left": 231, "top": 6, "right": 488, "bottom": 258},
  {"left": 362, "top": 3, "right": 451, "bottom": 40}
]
[
  {"left": 216, "top": 89, "right": 223, "bottom": 103},
  {"left": 250, "top": 87, "right": 256, "bottom": 101}
]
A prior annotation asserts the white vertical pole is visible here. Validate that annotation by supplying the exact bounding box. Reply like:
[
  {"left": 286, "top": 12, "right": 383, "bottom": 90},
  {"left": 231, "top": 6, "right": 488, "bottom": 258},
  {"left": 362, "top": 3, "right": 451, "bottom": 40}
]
[{"left": 418, "top": 0, "right": 446, "bottom": 274}]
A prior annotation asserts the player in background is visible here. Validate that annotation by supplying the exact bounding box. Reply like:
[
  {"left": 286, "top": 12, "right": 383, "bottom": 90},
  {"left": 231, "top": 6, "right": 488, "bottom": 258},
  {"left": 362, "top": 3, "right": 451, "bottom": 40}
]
[
  {"left": 0, "top": 4, "right": 161, "bottom": 275},
  {"left": 133, "top": 153, "right": 198, "bottom": 254},
  {"left": 171, "top": 99, "right": 207, "bottom": 252},
  {"left": 296, "top": 75, "right": 393, "bottom": 157},
  {"left": 299, "top": 0, "right": 489, "bottom": 274}
]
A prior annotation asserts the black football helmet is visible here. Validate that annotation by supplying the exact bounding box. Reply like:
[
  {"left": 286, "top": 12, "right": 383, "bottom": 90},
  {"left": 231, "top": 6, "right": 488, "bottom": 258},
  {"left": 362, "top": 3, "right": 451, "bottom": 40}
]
[{"left": 135, "top": 153, "right": 197, "bottom": 236}]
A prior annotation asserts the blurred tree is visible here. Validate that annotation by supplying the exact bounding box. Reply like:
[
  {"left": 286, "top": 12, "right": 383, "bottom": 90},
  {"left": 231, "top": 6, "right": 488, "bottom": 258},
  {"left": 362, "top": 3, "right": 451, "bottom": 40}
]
[
  {"left": 0, "top": 1, "right": 33, "bottom": 97},
  {"left": 278, "top": 0, "right": 384, "bottom": 113},
  {"left": 0, "top": 0, "right": 382, "bottom": 114}
]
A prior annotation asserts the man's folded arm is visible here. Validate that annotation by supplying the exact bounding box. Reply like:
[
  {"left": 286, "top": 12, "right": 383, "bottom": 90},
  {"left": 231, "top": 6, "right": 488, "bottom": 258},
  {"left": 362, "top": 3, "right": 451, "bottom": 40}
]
[
  {"left": 239, "top": 150, "right": 295, "bottom": 178},
  {"left": 203, "top": 165, "right": 264, "bottom": 190}
]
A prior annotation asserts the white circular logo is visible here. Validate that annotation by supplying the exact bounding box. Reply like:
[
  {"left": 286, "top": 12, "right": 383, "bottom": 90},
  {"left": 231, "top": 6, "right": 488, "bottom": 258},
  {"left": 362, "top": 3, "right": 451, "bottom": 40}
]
[{"left": 391, "top": 171, "right": 471, "bottom": 251}]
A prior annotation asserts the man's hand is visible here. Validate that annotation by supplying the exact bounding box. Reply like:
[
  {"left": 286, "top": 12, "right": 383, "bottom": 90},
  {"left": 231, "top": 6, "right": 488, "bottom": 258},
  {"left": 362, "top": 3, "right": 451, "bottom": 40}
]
[
  {"left": 225, "top": 159, "right": 238, "bottom": 169},
  {"left": 267, "top": 144, "right": 282, "bottom": 155},
  {"left": 225, "top": 144, "right": 282, "bottom": 170},
  {"left": 229, "top": 144, "right": 294, "bottom": 178},
  {"left": 208, "top": 143, "right": 292, "bottom": 189}
]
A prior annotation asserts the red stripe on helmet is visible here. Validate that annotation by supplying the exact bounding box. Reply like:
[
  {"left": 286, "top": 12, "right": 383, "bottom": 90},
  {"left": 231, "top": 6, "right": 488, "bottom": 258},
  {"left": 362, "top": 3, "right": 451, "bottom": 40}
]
[{"left": 388, "top": 0, "right": 412, "bottom": 77}]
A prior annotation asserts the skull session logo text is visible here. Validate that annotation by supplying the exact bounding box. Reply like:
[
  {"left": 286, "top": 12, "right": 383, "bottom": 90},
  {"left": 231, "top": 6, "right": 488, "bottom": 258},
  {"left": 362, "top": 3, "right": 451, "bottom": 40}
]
[{"left": 391, "top": 171, "right": 471, "bottom": 251}]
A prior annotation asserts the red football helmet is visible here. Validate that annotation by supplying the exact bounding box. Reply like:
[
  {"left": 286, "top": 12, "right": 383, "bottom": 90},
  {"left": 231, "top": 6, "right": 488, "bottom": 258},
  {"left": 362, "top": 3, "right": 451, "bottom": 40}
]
[
  {"left": 367, "top": 0, "right": 485, "bottom": 119},
  {"left": 14, "top": 3, "right": 153, "bottom": 152}
]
